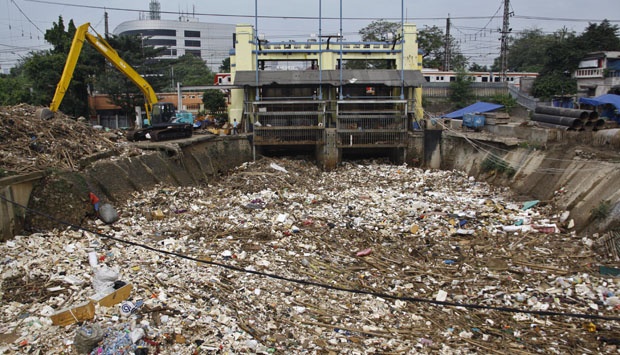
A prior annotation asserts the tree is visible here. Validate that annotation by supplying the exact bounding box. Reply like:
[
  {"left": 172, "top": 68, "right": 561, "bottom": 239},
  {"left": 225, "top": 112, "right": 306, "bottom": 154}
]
[
  {"left": 0, "top": 66, "right": 32, "bottom": 105},
  {"left": 359, "top": 19, "right": 400, "bottom": 41},
  {"left": 171, "top": 54, "right": 214, "bottom": 87},
  {"left": 531, "top": 21, "right": 619, "bottom": 98},
  {"left": 532, "top": 72, "right": 576, "bottom": 100},
  {"left": 418, "top": 25, "right": 445, "bottom": 69},
  {"left": 418, "top": 25, "right": 467, "bottom": 70},
  {"left": 538, "top": 28, "right": 579, "bottom": 76},
  {"left": 488, "top": 94, "right": 517, "bottom": 113},
  {"left": 202, "top": 89, "right": 227, "bottom": 117},
  {"left": 345, "top": 20, "right": 400, "bottom": 69},
  {"left": 219, "top": 57, "right": 230, "bottom": 73},
  {"left": 495, "top": 20, "right": 620, "bottom": 98},
  {"left": 44, "top": 16, "right": 76, "bottom": 54},
  {"left": 96, "top": 34, "right": 166, "bottom": 119},
  {"left": 449, "top": 70, "right": 474, "bottom": 108},
  {"left": 469, "top": 63, "right": 489, "bottom": 72},
  {"left": 577, "top": 20, "right": 620, "bottom": 53},
  {"left": 449, "top": 53, "right": 469, "bottom": 71},
  {"left": 502, "top": 28, "right": 553, "bottom": 73},
  {"left": 351, "top": 20, "right": 467, "bottom": 70}
]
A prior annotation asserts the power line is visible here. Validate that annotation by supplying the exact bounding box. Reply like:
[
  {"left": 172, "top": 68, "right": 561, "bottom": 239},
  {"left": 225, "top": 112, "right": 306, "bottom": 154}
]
[
  {"left": 0, "top": 192, "right": 619, "bottom": 322},
  {"left": 514, "top": 15, "right": 620, "bottom": 23},
  {"left": 473, "top": 0, "right": 503, "bottom": 37},
  {"left": 20, "top": 0, "right": 499, "bottom": 21},
  {"left": 22, "top": 0, "right": 620, "bottom": 23},
  {"left": 9, "top": 0, "right": 44, "bottom": 34}
]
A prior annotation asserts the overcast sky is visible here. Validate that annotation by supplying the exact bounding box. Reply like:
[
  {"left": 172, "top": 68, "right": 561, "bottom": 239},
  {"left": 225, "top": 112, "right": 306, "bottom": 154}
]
[{"left": 1, "top": 0, "right": 619, "bottom": 72}]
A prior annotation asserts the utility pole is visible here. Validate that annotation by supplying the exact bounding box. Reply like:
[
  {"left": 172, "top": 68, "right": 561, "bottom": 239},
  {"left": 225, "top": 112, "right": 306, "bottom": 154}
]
[
  {"left": 444, "top": 15, "right": 451, "bottom": 71},
  {"left": 104, "top": 11, "right": 109, "bottom": 39},
  {"left": 500, "top": 0, "right": 512, "bottom": 82}
]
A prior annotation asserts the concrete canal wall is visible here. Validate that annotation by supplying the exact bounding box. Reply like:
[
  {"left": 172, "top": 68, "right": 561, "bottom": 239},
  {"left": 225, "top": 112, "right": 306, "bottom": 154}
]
[{"left": 2, "top": 129, "right": 618, "bottom": 240}]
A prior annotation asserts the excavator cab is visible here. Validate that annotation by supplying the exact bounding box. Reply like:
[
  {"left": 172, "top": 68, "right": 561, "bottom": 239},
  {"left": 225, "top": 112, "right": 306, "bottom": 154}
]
[
  {"left": 151, "top": 102, "right": 176, "bottom": 125},
  {"left": 127, "top": 102, "right": 193, "bottom": 142}
]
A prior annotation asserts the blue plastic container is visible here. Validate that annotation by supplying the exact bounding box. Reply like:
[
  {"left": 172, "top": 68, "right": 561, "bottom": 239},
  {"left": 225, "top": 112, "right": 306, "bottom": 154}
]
[{"left": 463, "top": 113, "right": 485, "bottom": 130}]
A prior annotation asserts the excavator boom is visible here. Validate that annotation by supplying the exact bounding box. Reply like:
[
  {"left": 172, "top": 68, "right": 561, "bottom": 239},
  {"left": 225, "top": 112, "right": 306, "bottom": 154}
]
[{"left": 48, "top": 22, "right": 157, "bottom": 121}]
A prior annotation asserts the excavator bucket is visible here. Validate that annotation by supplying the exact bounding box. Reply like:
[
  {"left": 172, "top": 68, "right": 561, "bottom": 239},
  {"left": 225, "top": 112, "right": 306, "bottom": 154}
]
[{"left": 35, "top": 108, "right": 55, "bottom": 120}]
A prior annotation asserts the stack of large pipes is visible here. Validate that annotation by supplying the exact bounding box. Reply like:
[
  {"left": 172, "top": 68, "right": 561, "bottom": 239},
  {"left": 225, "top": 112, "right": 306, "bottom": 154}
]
[{"left": 532, "top": 106, "right": 604, "bottom": 131}]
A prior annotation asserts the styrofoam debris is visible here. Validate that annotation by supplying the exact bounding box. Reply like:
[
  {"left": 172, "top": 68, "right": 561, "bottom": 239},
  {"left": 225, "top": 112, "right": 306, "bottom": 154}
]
[
  {"left": 436, "top": 290, "right": 448, "bottom": 302},
  {"left": 0, "top": 158, "right": 617, "bottom": 354}
]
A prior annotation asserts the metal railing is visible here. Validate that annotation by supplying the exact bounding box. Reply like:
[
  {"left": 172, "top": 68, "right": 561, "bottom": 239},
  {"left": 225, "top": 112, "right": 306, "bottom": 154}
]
[
  {"left": 508, "top": 85, "right": 539, "bottom": 111},
  {"left": 575, "top": 68, "right": 604, "bottom": 78},
  {"left": 422, "top": 82, "right": 509, "bottom": 98},
  {"left": 337, "top": 131, "right": 408, "bottom": 147},
  {"left": 255, "top": 113, "right": 319, "bottom": 127}
]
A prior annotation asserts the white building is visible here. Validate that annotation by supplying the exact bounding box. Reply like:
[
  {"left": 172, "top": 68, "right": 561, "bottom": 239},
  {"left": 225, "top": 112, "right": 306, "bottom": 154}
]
[
  {"left": 113, "top": 1, "right": 234, "bottom": 72},
  {"left": 574, "top": 51, "right": 620, "bottom": 97}
]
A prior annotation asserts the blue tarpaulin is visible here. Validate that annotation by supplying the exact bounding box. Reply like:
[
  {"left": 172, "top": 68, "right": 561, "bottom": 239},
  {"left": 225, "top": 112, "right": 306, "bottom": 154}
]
[
  {"left": 608, "top": 60, "right": 620, "bottom": 71},
  {"left": 579, "top": 94, "right": 620, "bottom": 111},
  {"left": 441, "top": 102, "right": 504, "bottom": 119}
]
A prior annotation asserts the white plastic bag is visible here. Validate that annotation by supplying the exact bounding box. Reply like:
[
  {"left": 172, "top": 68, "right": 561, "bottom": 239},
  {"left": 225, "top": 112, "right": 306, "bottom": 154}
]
[
  {"left": 98, "top": 203, "right": 119, "bottom": 224},
  {"left": 92, "top": 266, "right": 119, "bottom": 294}
]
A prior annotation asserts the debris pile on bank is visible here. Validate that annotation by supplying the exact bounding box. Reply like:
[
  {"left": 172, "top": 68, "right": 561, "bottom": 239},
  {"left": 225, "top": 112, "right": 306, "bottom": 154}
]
[
  {"left": 1, "top": 158, "right": 619, "bottom": 354},
  {"left": 0, "top": 104, "right": 135, "bottom": 175}
]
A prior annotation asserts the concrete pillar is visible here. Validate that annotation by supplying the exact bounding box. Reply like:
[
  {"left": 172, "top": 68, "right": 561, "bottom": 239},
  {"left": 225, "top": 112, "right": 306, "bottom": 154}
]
[
  {"left": 317, "top": 128, "right": 339, "bottom": 170},
  {"left": 230, "top": 24, "right": 255, "bottom": 121},
  {"left": 424, "top": 129, "right": 442, "bottom": 169}
]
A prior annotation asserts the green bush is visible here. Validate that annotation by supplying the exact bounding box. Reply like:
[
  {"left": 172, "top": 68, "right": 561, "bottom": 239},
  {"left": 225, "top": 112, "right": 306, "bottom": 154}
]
[
  {"left": 591, "top": 200, "right": 611, "bottom": 221},
  {"left": 481, "top": 157, "right": 516, "bottom": 177},
  {"left": 449, "top": 70, "right": 475, "bottom": 109},
  {"left": 489, "top": 94, "right": 517, "bottom": 112}
]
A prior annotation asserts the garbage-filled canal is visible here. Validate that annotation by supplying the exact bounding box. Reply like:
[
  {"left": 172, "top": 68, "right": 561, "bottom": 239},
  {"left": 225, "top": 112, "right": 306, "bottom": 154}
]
[{"left": 1, "top": 158, "right": 618, "bottom": 354}]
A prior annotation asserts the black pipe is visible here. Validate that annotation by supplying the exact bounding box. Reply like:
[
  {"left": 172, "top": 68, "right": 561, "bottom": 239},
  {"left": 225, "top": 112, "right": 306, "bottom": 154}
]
[
  {"left": 589, "top": 111, "right": 600, "bottom": 120},
  {"left": 531, "top": 113, "right": 583, "bottom": 128},
  {"left": 534, "top": 106, "right": 591, "bottom": 120}
]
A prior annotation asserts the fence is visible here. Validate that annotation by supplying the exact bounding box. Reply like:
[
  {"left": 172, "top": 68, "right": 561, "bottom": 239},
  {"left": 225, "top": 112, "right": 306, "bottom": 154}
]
[
  {"left": 336, "top": 100, "right": 408, "bottom": 147},
  {"left": 253, "top": 127, "right": 324, "bottom": 145},
  {"left": 250, "top": 100, "right": 326, "bottom": 146},
  {"left": 422, "top": 82, "right": 509, "bottom": 98}
]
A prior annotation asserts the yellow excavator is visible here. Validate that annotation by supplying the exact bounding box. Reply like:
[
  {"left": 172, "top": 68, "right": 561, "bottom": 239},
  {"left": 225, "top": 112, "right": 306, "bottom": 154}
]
[{"left": 36, "top": 22, "right": 193, "bottom": 141}]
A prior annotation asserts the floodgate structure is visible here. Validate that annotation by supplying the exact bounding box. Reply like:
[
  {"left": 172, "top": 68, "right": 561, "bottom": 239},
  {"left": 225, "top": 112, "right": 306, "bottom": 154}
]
[{"left": 228, "top": 23, "right": 425, "bottom": 169}]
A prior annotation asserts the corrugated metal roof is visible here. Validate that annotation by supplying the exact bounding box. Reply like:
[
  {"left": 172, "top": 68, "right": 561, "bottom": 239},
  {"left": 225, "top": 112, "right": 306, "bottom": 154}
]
[
  {"left": 441, "top": 102, "right": 504, "bottom": 119},
  {"left": 233, "top": 69, "right": 425, "bottom": 87}
]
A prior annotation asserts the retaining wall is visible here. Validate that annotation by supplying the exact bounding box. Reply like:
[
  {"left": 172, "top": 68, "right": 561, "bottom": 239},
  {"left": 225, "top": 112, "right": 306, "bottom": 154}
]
[
  {"left": 1, "top": 135, "right": 253, "bottom": 240},
  {"left": 441, "top": 132, "right": 620, "bottom": 232}
]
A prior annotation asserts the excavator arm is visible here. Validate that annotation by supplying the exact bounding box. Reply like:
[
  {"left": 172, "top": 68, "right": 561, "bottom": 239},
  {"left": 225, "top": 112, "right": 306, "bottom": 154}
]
[
  {"left": 45, "top": 22, "right": 157, "bottom": 122},
  {"left": 40, "top": 22, "right": 193, "bottom": 142}
]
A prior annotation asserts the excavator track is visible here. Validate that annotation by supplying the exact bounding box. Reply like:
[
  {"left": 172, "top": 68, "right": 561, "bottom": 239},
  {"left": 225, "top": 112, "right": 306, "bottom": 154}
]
[
  {"left": 127, "top": 124, "right": 193, "bottom": 142},
  {"left": 149, "top": 125, "right": 193, "bottom": 141}
]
